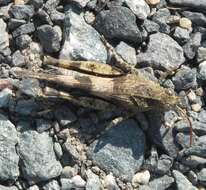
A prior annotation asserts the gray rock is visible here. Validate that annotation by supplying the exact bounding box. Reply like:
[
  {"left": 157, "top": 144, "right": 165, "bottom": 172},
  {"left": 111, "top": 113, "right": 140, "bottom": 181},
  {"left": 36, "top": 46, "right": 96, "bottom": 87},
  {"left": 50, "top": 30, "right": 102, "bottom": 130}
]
[
  {"left": 35, "top": 119, "right": 52, "bottom": 132},
  {"left": 35, "top": 9, "right": 53, "bottom": 25},
  {"left": 37, "top": 25, "right": 61, "bottom": 53},
  {"left": 168, "top": 0, "right": 206, "bottom": 12},
  {"left": 182, "top": 11, "right": 206, "bottom": 27},
  {"left": 18, "top": 78, "right": 42, "bottom": 97},
  {"left": 87, "top": 119, "right": 145, "bottom": 181},
  {"left": 181, "top": 155, "right": 206, "bottom": 167},
  {"left": 12, "top": 50, "right": 25, "bottom": 66},
  {"left": 60, "top": 10, "right": 107, "bottom": 63},
  {"left": 197, "top": 168, "right": 206, "bottom": 186},
  {"left": 197, "top": 47, "right": 206, "bottom": 62},
  {"left": 12, "top": 22, "right": 35, "bottom": 37},
  {"left": 175, "top": 132, "right": 198, "bottom": 149},
  {"left": 42, "top": 180, "right": 60, "bottom": 190},
  {"left": 182, "top": 145, "right": 206, "bottom": 158},
  {"left": 94, "top": 6, "right": 142, "bottom": 43},
  {"left": 17, "top": 121, "right": 62, "bottom": 184},
  {"left": 54, "top": 106, "right": 77, "bottom": 126},
  {"left": 156, "top": 154, "right": 173, "bottom": 175},
  {"left": 8, "top": 18, "right": 26, "bottom": 31},
  {"left": 54, "top": 142, "right": 63, "bottom": 159},
  {"left": 0, "top": 88, "right": 12, "bottom": 108},
  {"left": 0, "top": 114, "right": 19, "bottom": 181},
  {"left": 183, "top": 32, "right": 202, "bottom": 60},
  {"left": 124, "top": 0, "right": 150, "bottom": 20},
  {"left": 0, "top": 0, "right": 11, "bottom": 6},
  {"left": 9, "top": 5, "right": 34, "bottom": 20},
  {"left": 44, "top": 0, "right": 60, "bottom": 14},
  {"left": 27, "top": 185, "right": 39, "bottom": 190},
  {"left": 142, "top": 175, "right": 174, "bottom": 190},
  {"left": 61, "top": 176, "right": 86, "bottom": 190},
  {"left": 15, "top": 34, "right": 32, "bottom": 49},
  {"left": 198, "top": 61, "right": 206, "bottom": 81},
  {"left": 188, "top": 171, "right": 198, "bottom": 186},
  {"left": 115, "top": 41, "right": 137, "bottom": 65},
  {"left": 0, "top": 19, "right": 9, "bottom": 55},
  {"left": 172, "top": 66, "right": 197, "bottom": 91},
  {"left": 152, "top": 8, "right": 170, "bottom": 34},
  {"left": 28, "top": 0, "right": 44, "bottom": 9},
  {"left": 86, "top": 169, "right": 102, "bottom": 190},
  {"left": 0, "top": 185, "right": 18, "bottom": 190},
  {"left": 197, "top": 109, "right": 206, "bottom": 123},
  {"left": 50, "top": 10, "right": 65, "bottom": 24},
  {"left": 147, "top": 111, "right": 179, "bottom": 158},
  {"left": 143, "top": 19, "right": 160, "bottom": 33},
  {"left": 172, "top": 170, "right": 198, "bottom": 190},
  {"left": 136, "top": 32, "right": 185, "bottom": 71},
  {"left": 173, "top": 27, "right": 190, "bottom": 44}
]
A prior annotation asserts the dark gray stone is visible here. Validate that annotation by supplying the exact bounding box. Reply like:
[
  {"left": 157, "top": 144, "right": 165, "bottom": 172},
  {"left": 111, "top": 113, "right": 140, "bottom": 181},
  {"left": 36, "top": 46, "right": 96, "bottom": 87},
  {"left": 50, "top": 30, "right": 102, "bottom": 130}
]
[
  {"left": 94, "top": 6, "right": 142, "bottom": 43},
  {"left": 124, "top": 0, "right": 150, "bottom": 20},
  {"left": 18, "top": 121, "right": 62, "bottom": 184},
  {"left": 0, "top": 0, "right": 11, "bottom": 6},
  {"left": 156, "top": 154, "right": 173, "bottom": 175},
  {"left": 12, "top": 50, "right": 25, "bottom": 66},
  {"left": 173, "top": 27, "right": 190, "bottom": 44},
  {"left": 50, "top": 10, "right": 65, "bottom": 24},
  {"left": 15, "top": 34, "right": 32, "bottom": 49},
  {"left": 168, "top": 0, "right": 206, "bottom": 12},
  {"left": 9, "top": 5, "right": 34, "bottom": 20},
  {"left": 0, "top": 114, "right": 19, "bottom": 181},
  {"left": 12, "top": 22, "right": 35, "bottom": 37},
  {"left": 197, "top": 168, "right": 206, "bottom": 186},
  {"left": 181, "top": 155, "right": 206, "bottom": 167},
  {"left": 42, "top": 180, "right": 60, "bottom": 190},
  {"left": 115, "top": 41, "right": 137, "bottom": 65},
  {"left": 141, "top": 175, "right": 174, "bottom": 190},
  {"left": 60, "top": 10, "right": 107, "bottom": 63},
  {"left": 183, "top": 32, "right": 202, "bottom": 60},
  {"left": 86, "top": 169, "right": 102, "bottom": 190},
  {"left": 87, "top": 119, "right": 145, "bottom": 181},
  {"left": 182, "top": 11, "right": 206, "bottom": 27},
  {"left": 136, "top": 33, "right": 185, "bottom": 71},
  {"left": 147, "top": 111, "right": 179, "bottom": 158},
  {"left": 35, "top": 9, "right": 53, "bottom": 25},
  {"left": 8, "top": 18, "right": 26, "bottom": 31},
  {"left": 35, "top": 119, "right": 52, "bottom": 133},
  {"left": 172, "top": 170, "right": 198, "bottom": 190},
  {"left": 54, "top": 106, "right": 77, "bottom": 126},
  {"left": 28, "top": 0, "right": 44, "bottom": 9},
  {"left": 18, "top": 78, "right": 42, "bottom": 97},
  {"left": 188, "top": 171, "right": 198, "bottom": 186},
  {"left": 143, "top": 19, "right": 160, "bottom": 33},
  {"left": 172, "top": 66, "right": 197, "bottom": 91},
  {"left": 0, "top": 88, "right": 12, "bottom": 108},
  {"left": 152, "top": 8, "right": 170, "bottom": 34},
  {"left": 0, "top": 19, "right": 9, "bottom": 55},
  {"left": 37, "top": 25, "right": 61, "bottom": 53},
  {"left": 182, "top": 145, "right": 206, "bottom": 158},
  {"left": 15, "top": 99, "right": 39, "bottom": 115}
]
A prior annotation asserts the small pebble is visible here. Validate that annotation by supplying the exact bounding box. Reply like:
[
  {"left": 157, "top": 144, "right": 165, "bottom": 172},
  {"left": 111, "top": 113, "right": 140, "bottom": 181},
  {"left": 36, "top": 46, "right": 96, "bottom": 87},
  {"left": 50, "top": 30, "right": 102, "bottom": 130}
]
[
  {"left": 104, "top": 174, "right": 119, "bottom": 190},
  {"left": 187, "top": 90, "right": 197, "bottom": 103},
  {"left": 71, "top": 175, "right": 86, "bottom": 188},
  {"left": 179, "top": 17, "right": 192, "bottom": 30},
  {"left": 61, "top": 166, "right": 78, "bottom": 178},
  {"left": 191, "top": 103, "right": 202, "bottom": 112},
  {"left": 132, "top": 170, "right": 150, "bottom": 187}
]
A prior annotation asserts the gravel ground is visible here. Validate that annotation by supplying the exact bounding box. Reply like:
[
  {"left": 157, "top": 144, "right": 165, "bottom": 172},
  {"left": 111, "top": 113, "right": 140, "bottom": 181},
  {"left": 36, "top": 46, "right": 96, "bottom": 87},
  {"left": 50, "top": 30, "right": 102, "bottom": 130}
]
[{"left": 0, "top": 0, "right": 206, "bottom": 189}]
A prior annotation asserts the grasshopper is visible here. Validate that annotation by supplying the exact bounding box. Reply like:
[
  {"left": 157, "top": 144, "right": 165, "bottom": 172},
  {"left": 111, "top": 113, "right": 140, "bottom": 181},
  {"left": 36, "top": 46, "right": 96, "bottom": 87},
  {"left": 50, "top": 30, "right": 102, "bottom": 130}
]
[{"left": 11, "top": 37, "right": 192, "bottom": 144}]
